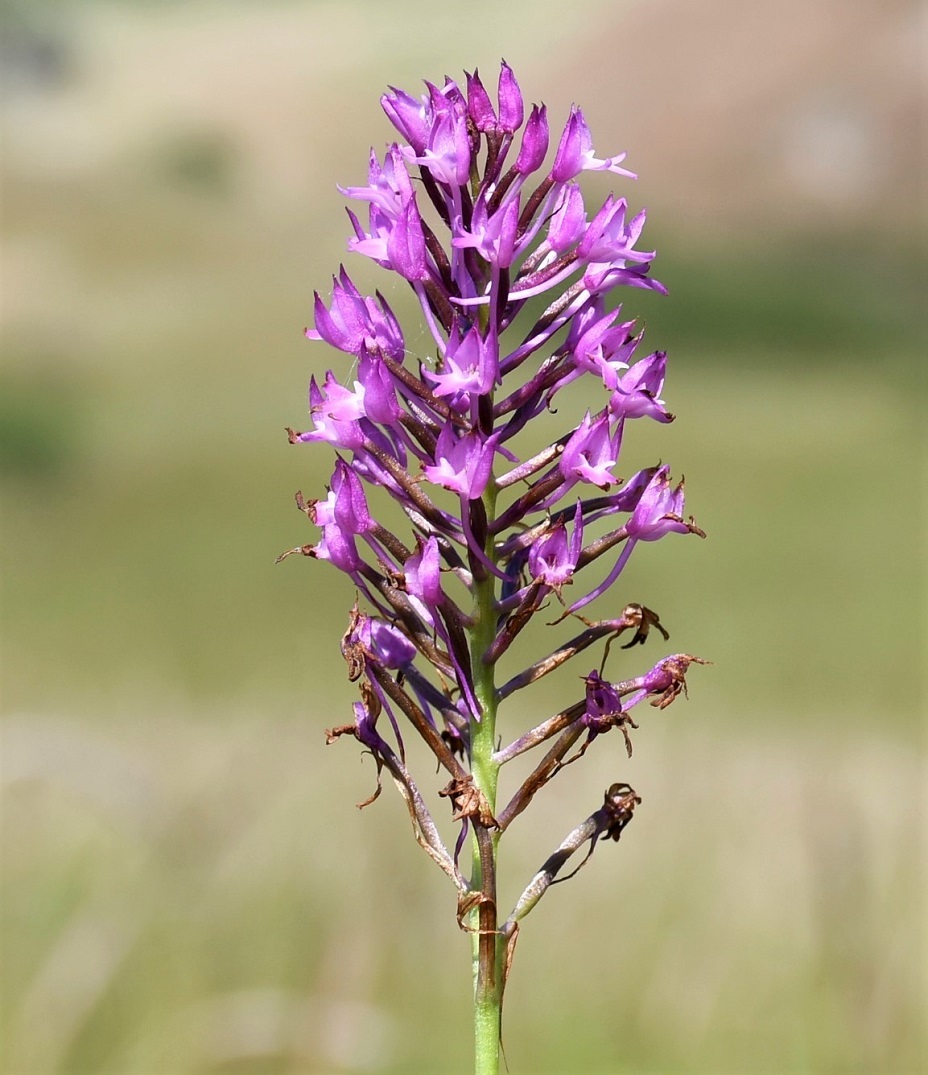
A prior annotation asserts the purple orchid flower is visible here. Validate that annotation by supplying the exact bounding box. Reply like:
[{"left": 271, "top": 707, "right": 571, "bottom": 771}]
[
  {"left": 306, "top": 268, "right": 406, "bottom": 361},
  {"left": 423, "top": 426, "right": 499, "bottom": 500},
  {"left": 627, "top": 465, "right": 703, "bottom": 542},
  {"left": 423, "top": 321, "right": 500, "bottom": 401},
  {"left": 608, "top": 350, "right": 674, "bottom": 423},
  {"left": 559, "top": 411, "right": 625, "bottom": 490},
  {"left": 552, "top": 106, "right": 637, "bottom": 182},
  {"left": 528, "top": 501, "right": 584, "bottom": 592}
]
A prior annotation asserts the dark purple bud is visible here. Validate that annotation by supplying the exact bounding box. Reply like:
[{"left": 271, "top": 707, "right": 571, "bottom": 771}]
[
  {"left": 308, "top": 289, "right": 355, "bottom": 353},
  {"left": 314, "top": 520, "right": 361, "bottom": 573},
  {"left": 497, "top": 60, "right": 523, "bottom": 133},
  {"left": 465, "top": 69, "right": 496, "bottom": 132},
  {"left": 598, "top": 467, "right": 658, "bottom": 515},
  {"left": 515, "top": 104, "right": 549, "bottom": 175},
  {"left": 431, "top": 77, "right": 466, "bottom": 112},
  {"left": 308, "top": 461, "right": 380, "bottom": 575}
]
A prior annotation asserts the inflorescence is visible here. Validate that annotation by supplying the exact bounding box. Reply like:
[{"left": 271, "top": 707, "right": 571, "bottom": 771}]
[{"left": 282, "top": 60, "right": 706, "bottom": 953}]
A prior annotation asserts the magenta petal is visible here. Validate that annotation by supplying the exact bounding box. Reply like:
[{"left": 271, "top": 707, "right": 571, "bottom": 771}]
[{"left": 515, "top": 104, "right": 548, "bottom": 175}]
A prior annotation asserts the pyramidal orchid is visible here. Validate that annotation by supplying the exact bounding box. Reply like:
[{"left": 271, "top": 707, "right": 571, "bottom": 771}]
[{"left": 282, "top": 62, "right": 707, "bottom": 1074}]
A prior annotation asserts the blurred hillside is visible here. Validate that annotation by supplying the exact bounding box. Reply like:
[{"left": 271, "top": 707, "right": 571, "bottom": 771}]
[
  {"left": 3, "top": 0, "right": 921, "bottom": 232},
  {"left": 1, "top": 2, "right": 925, "bottom": 1073},
  {"left": 573, "top": 0, "right": 923, "bottom": 238},
  {"left": 1, "top": 0, "right": 923, "bottom": 715}
]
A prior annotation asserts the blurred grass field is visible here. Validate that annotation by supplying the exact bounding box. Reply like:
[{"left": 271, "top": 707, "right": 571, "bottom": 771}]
[{"left": 1, "top": 2, "right": 925, "bottom": 1073}]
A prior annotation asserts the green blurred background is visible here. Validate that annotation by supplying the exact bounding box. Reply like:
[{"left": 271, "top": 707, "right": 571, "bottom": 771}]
[{"left": 1, "top": 0, "right": 924, "bottom": 1072}]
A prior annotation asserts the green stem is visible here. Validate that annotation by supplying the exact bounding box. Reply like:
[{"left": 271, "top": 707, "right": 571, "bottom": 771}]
[{"left": 470, "top": 484, "right": 502, "bottom": 1075}]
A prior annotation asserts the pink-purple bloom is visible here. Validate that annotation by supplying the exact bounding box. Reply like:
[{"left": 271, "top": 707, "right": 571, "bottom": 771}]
[
  {"left": 559, "top": 411, "right": 624, "bottom": 490},
  {"left": 423, "top": 321, "right": 500, "bottom": 400},
  {"left": 627, "top": 465, "right": 702, "bottom": 542},
  {"left": 305, "top": 268, "right": 405, "bottom": 361},
  {"left": 552, "top": 106, "right": 637, "bottom": 182},
  {"left": 528, "top": 501, "right": 584, "bottom": 592}
]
